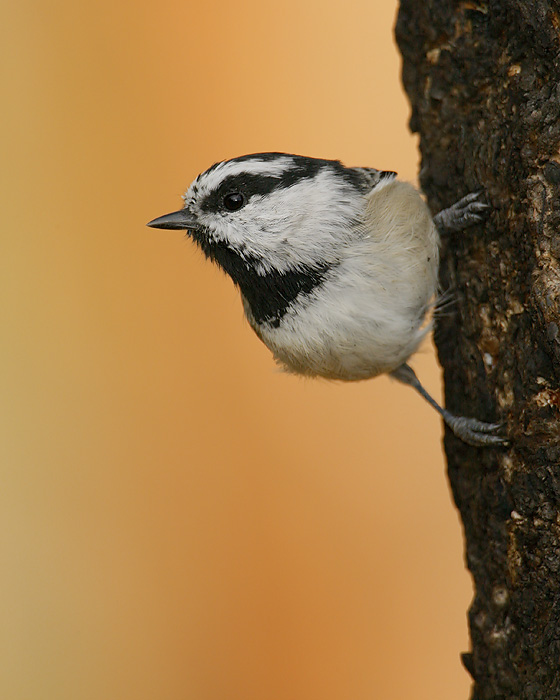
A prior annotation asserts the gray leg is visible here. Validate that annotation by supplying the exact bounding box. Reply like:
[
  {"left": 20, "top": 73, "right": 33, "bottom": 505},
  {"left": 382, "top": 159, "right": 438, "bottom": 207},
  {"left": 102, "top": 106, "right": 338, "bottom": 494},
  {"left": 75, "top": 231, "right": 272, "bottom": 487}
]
[
  {"left": 433, "top": 191, "right": 490, "bottom": 235},
  {"left": 390, "top": 363, "right": 507, "bottom": 447}
]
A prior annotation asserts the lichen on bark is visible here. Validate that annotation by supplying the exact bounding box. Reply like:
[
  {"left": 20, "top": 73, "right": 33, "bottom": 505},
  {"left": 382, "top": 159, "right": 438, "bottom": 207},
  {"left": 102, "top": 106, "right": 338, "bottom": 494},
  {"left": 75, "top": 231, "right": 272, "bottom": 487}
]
[{"left": 396, "top": 2, "right": 560, "bottom": 697}]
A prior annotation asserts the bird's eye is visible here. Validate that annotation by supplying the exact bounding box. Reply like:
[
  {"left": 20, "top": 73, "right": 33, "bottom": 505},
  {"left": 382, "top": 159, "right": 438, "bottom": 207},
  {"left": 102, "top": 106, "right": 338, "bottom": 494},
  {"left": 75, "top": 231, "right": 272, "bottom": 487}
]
[{"left": 222, "top": 192, "right": 245, "bottom": 211}]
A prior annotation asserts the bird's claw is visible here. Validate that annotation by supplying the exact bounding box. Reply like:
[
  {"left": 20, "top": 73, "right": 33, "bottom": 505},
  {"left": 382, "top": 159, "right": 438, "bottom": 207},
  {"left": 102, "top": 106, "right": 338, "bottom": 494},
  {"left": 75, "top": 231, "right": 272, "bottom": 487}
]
[
  {"left": 434, "top": 190, "right": 491, "bottom": 234},
  {"left": 445, "top": 414, "right": 508, "bottom": 447}
]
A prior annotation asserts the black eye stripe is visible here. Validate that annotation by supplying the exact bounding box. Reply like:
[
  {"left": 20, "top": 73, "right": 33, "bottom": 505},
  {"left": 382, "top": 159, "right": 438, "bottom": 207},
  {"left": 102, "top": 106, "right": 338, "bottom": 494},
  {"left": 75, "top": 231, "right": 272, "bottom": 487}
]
[
  {"left": 200, "top": 173, "right": 301, "bottom": 212},
  {"left": 220, "top": 174, "right": 287, "bottom": 199},
  {"left": 197, "top": 153, "right": 381, "bottom": 213},
  {"left": 198, "top": 157, "right": 326, "bottom": 213}
]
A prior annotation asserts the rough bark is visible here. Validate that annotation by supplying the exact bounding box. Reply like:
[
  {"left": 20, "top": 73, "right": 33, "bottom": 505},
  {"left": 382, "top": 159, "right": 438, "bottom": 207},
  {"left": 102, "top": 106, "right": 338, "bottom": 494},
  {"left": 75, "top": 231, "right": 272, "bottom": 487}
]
[{"left": 396, "top": 2, "right": 560, "bottom": 698}]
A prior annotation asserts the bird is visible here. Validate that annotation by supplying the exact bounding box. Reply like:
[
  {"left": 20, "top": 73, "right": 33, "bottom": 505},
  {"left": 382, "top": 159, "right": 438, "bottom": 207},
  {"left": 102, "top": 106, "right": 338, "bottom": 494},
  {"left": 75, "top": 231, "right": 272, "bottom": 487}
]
[{"left": 148, "top": 152, "right": 505, "bottom": 446}]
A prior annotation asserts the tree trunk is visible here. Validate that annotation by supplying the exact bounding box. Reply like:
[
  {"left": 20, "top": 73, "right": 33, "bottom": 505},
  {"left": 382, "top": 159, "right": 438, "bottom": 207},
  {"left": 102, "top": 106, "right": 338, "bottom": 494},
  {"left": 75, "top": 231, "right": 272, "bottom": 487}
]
[{"left": 396, "top": 2, "right": 560, "bottom": 698}]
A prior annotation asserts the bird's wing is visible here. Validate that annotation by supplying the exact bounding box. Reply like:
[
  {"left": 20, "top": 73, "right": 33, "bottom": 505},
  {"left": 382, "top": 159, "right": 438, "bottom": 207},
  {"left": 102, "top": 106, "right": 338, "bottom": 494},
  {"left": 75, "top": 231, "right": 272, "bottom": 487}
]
[{"left": 349, "top": 167, "right": 397, "bottom": 193}]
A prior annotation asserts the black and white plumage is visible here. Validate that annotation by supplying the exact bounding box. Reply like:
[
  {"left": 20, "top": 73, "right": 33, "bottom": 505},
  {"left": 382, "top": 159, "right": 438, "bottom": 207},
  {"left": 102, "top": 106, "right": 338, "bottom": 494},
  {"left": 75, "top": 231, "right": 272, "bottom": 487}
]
[{"left": 148, "top": 152, "right": 505, "bottom": 446}]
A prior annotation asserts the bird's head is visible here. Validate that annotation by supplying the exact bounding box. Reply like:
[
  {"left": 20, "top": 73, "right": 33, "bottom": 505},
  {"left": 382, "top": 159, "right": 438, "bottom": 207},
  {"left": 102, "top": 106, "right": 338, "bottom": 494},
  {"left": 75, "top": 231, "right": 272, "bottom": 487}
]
[
  {"left": 149, "top": 153, "right": 381, "bottom": 270},
  {"left": 147, "top": 152, "right": 393, "bottom": 326}
]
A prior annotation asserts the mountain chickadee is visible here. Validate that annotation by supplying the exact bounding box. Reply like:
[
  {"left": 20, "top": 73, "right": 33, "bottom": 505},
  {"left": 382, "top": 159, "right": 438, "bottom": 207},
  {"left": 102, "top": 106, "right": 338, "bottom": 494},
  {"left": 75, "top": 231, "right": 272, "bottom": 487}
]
[{"left": 148, "top": 152, "right": 505, "bottom": 446}]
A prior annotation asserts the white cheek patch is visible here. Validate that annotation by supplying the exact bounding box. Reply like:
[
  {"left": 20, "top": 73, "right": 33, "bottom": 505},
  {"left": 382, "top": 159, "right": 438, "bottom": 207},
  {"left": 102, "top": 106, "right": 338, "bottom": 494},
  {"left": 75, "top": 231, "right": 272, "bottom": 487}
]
[
  {"left": 228, "top": 171, "right": 363, "bottom": 272},
  {"left": 182, "top": 161, "right": 365, "bottom": 275}
]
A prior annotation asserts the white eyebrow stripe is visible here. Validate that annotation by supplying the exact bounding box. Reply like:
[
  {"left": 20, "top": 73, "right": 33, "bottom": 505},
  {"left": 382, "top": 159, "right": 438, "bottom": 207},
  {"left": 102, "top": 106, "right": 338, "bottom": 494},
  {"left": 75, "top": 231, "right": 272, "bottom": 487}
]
[{"left": 201, "top": 157, "right": 295, "bottom": 190}]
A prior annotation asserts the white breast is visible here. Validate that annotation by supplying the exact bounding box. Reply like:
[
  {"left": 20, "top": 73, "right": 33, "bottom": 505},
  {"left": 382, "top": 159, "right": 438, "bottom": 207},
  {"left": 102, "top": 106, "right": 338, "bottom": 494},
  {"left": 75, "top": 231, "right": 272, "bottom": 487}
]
[{"left": 246, "top": 180, "right": 439, "bottom": 381}]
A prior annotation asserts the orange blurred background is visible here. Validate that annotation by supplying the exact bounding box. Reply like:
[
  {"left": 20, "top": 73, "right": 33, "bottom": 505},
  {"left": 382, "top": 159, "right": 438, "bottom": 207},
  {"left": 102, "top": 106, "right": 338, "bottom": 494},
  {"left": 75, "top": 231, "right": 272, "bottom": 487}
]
[{"left": 2, "top": 1, "right": 473, "bottom": 699}]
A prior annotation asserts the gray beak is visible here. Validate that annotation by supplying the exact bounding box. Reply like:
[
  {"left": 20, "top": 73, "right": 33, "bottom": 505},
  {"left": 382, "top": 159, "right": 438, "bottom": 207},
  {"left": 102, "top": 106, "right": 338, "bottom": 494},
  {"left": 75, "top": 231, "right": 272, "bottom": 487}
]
[{"left": 146, "top": 209, "right": 200, "bottom": 230}]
